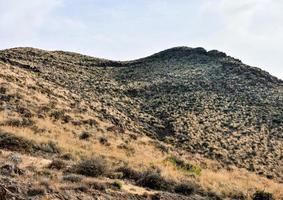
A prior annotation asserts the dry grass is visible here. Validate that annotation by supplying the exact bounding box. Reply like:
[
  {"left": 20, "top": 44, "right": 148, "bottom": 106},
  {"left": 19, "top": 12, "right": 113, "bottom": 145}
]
[
  {"left": 0, "top": 63, "right": 283, "bottom": 199},
  {"left": 200, "top": 168, "right": 283, "bottom": 199}
]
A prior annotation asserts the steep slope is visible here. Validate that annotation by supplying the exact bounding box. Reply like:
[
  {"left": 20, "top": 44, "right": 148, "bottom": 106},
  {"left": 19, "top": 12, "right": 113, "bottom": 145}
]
[
  {"left": 1, "top": 47, "right": 282, "bottom": 180},
  {"left": 0, "top": 47, "right": 282, "bottom": 199},
  {"left": 114, "top": 47, "right": 283, "bottom": 181}
]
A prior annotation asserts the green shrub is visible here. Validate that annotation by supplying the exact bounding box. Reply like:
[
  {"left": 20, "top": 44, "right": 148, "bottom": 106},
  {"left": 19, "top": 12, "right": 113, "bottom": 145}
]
[
  {"left": 112, "top": 181, "right": 122, "bottom": 190},
  {"left": 167, "top": 156, "right": 201, "bottom": 176}
]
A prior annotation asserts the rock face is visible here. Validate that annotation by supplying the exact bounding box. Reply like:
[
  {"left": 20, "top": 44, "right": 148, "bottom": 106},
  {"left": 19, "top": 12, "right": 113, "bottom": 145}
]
[{"left": 0, "top": 47, "right": 282, "bottom": 182}]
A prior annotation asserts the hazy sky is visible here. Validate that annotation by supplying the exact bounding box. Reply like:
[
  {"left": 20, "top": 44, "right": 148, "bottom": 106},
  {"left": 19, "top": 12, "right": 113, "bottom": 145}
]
[{"left": 0, "top": 0, "right": 282, "bottom": 79}]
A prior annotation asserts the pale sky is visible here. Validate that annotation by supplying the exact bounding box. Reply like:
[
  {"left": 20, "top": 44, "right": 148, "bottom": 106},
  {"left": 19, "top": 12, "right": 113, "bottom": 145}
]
[{"left": 0, "top": 0, "right": 282, "bottom": 79}]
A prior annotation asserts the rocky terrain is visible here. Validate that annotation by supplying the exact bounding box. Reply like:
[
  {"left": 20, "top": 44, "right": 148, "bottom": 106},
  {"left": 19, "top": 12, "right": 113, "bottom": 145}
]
[{"left": 0, "top": 47, "right": 282, "bottom": 199}]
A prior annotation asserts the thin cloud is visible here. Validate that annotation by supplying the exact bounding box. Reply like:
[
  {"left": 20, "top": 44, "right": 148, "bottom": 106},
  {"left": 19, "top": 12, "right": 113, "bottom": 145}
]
[{"left": 0, "top": 0, "right": 282, "bottom": 79}]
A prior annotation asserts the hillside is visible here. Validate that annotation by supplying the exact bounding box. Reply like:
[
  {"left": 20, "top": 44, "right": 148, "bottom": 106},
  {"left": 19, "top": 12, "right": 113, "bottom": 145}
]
[{"left": 0, "top": 47, "right": 282, "bottom": 199}]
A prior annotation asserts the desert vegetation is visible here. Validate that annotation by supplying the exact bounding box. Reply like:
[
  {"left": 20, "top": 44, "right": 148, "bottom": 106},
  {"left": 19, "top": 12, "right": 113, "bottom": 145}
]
[{"left": 0, "top": 47, "right": 282, "bottom": 199}]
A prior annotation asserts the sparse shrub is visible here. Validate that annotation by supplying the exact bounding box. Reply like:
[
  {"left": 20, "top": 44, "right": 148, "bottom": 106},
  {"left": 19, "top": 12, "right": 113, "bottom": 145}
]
[
  {"left": 167, "top": 156, "right": 201, "bottom": 176},
  {"left": 31, "top": 126, "right": 46, "bottom": 134},
  {"left": 137, "top": 169, "right": 173, "bottom": 191},
  {"left": 253, "top": 191, "right": 274, "bottom": 200},
  {"left": 71, "top": 156, "right": 109, "bottom": 177},
  {"left": 62, "top": 115, "right": 72, "bottom": 123},
  {"left": 0, "top": 131, "right": 35, "bottom": 153},
  {"left": 154, "top": 142, "right": 169, "bottom": 153},
  {"left": 0, "top": 86, "right": 7, "bottom": 94},
  {"left": 62, "top": 174, "right": 83, "bottom": 183},
  {"left": 39, "top": 179, "right": 51, "bottom": 191},
  {"left": 117, "top": 143, "right": 135, "bottom": 156},
  {"left": 27, "top": 187, "right": 45, "bottom": 196},
  {"left": 174, "top": 182, "right": 197, "bottom": 196},
  {"left": 79, "top": 132, "right": 91, "bottom": 140},
  {"left": 17, "top": 106, "right": 33, "bottom": 118},
  {"left": 129, "top": 134, "right": 138, "bottom": 140},
  {"left": 8, "top": 153, "right": 22, "bottom": 166},
  {"left": 116, "top": 165, "right": 142, "bottom": 180},
  {"left": 50, "top": 110, "right": 65, "bottom": 121},
  {"left": 37, "top": 169, "right": 54, "bottom": 178},
  {"left": 99, "top": 136, "right": 110, "bottom": 146},
  {"left": 60, "top": 153, "right": 73, "bottom": 160},
  {"left": 88, "top": 181, "right": 107, "bottom": 191},
  {"left": 75, "top": 185, "right": 88, "bottom": 192},
  {"left": 82, "top": 119, "right": 97, "bottom": 126},
  {"left": 37, "top": 105, "right": 51, "bottom": 118},
  {"left": 48, "top": 159, "right": 67, "bottom": 170},
  {"left": 40, "top": 141, "right": 61, "bottom": 154},
  {"left": 205, "top": 192, "right": 223, "bottom": 200},
  {"left": 112, "top": 181, "right": 122, "bottom": 190},
  {"left": 108, "top": 172, "right": 124, "bottom": 179},
  {"left": 0, "top": 164, "right": 25, "bottom": 176},
  {"left": 72, "top": 120, "right": 83, "bottom": 126},
  {"left": 4, "top": 118, "right": 34, "bottom": 127},
  {"left": 4, "top": 119, "right": 22, "bottom": 127}
]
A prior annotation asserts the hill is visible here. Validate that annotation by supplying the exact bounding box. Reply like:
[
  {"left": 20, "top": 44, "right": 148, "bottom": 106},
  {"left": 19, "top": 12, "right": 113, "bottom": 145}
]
[{"left": 0, "top": 47, "right": 282, "bottom": 199}]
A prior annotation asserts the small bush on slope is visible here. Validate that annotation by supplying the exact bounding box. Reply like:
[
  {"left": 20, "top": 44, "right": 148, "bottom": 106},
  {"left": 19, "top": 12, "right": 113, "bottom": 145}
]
[
  {"left": 253, "top": 191, "right": 274, "bottom": 200},
  {"left": 71, "top": 156, "right": 109, "bottom": 177},
  {"left": 166, "top": 156, "right": 201, "bottom": 176}
]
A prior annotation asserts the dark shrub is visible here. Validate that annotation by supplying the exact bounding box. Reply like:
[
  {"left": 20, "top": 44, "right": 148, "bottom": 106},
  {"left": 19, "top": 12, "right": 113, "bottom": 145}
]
[
  {"left": 116, "top": 166, "right": 142, "bottom": 180},
  {"left": 71, "top": 156, "right": 109, "bottom": 177},
  {"left": 167, "top": 156, "right": 201, "bottom": 176},
  {"left": 82, "top": 119, "right": 97, "bottom": 126},
  {"left": 4, "top": 118, "right": 34, "bottom": 127},
  {"left": 0, "top": 87, "right": 7, "bottom": 94},
  {"left": 174, "top": 182, "right": 197, "bottom": 196},
  {"left": 17, "top": 107, "right": 33, "bottom": 118},
  {"left": 79, "top": 132, "right": 91, "bottom": 140},
  {"left": 27, "top": 187, "right": 45, "bottom": 196},
  {"left": 205, "top": 192, "right": 223, "bottom": 200},
  {"left": 72, "top": 120, "right": 82, "bottom": 126},
  {"left": 253, "top": 191, "right": 274, "bottom": 200},
  {"left": 60, "top": 153, "right": 73, "bottom": 160},
  {"left": 99, "top": 136, "right": 109, "bottom": 145},
  {"left": 75, "top": 185, "right": 88, "bottom": 192},
  {"left": 62, "top": 174, "right": 83, "bottom": 183},
  {"left": 0, "top": 131, "right": 35, "bottom": 153},
  {"left": 4, "top": 119, "right": 21, "bottom": 127},
  {"left": 88, "top": 181, "right": 107, "bottom": 191},
  {"left": 50, "top": 110, "right": 65, "bottom": 121},
  {"left": 112, "top": 181, "right": 122, "bottom": 190},
  {"left": 137, "top": 169, "right": 173, "bottom": 191},
  {"left": 48, "top": 159, "right": 67, "bottom": 170},
  {"left": 62, "top": 115, "right": 72, "bottom": 123}
]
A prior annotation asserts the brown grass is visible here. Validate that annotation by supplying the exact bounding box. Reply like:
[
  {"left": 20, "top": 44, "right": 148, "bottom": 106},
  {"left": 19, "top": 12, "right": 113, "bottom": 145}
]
[{"left": 0, "top": 64, "right": 282, "bottom": 199}]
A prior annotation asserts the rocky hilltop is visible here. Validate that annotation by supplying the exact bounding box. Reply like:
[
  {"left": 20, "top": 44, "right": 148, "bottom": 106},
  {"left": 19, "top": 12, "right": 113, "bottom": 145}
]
[{"left": 0, "top": 47, "right": 282, "bottom": 199}]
